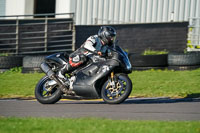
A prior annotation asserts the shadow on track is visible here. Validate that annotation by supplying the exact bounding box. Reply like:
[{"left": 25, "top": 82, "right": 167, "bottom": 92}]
[
  {"left": 57, "top": 97, "right": 200, "bottom": 105},
  {"left": 123, "top": 97, "right": 200, "bottom": 104}
]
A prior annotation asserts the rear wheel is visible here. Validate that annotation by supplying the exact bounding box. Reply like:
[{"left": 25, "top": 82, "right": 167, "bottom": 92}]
[
  {"left": 35, "top": 76, "right": 62, "bottom": 104},
  {"left": 101, "top": 74, "right": 132, "bottom": 104}
]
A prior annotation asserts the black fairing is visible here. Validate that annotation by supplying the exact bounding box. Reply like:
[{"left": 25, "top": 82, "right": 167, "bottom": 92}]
[
  {"left": 73, "top": 60, "right": 119, "bottom": 98},
  {"left": 45, "top": 52, "right": 68, "bottom": 67},
  {"left": 109, "top": 45, "right": 132, "bottom": 73}
]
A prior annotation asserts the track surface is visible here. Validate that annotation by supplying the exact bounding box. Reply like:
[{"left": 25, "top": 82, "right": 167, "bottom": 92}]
[{"left": 0, "top": 98, "right": 200, "bottom": 120}]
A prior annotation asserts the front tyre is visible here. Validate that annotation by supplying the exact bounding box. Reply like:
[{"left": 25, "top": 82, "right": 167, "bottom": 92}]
[
  {"left": 35, "top": 76, "right": 62, "bottom": 104},
  {"left": 101, "top": 74, "right": 132, "bottom": 104}
]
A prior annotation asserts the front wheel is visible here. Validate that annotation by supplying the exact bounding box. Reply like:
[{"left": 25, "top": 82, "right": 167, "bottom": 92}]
[
  {"left": 101, "top": 73, "right": 132, "bottom": 104},
  {"left": 35, "top": 76, "right": 62, "bottom": 104}
]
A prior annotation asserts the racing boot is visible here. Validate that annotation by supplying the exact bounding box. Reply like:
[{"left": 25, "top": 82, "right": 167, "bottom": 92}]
[{"left": 57, "top": 63, "right": 73, "bottom": 85}]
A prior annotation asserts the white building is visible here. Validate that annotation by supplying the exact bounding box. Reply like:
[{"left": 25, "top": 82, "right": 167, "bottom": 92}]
[
  {"left": 0, "top": 0, "right": 199, "bottom": 24},
  {"left": 0, "top": 0, "right": 200, "bottom": 48}
]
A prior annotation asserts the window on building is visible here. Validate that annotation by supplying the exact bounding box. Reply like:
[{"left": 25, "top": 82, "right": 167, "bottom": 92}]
[{"left": 34, "top": 0, "right": 55, "bottom": 18}]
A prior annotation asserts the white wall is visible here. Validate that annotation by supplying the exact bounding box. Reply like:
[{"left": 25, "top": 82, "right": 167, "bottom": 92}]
[
  {"left": 5, "top": 0, "right": 34, "bottom": 19},
  {"left": 0, "top": 0, "right": 6, "bottom": 16},
  {"left": 5, "top": 0, "right": 25, "bottom": 18},
  {"left": 69, "top": 0, "right": 200, "bottom": 25},
  {"left": 24, "top": 0, "right": 34, "bottom": 17},
  {"left": 56, "top": 0, "right": 73, "bottom": 18},
  {"left": 3, "top": 0, "right": 200, "bottom": 25}
]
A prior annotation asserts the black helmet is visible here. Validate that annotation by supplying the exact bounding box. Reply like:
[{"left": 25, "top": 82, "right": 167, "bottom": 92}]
[{"left": 98, "top": 26, "right": 116, "bottom": 45}]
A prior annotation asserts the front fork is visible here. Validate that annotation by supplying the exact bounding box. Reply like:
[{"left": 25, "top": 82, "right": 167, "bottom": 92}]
[
  {"left": 107, "top": 71, "right": 116, "bottom": 88},
  {"left": 106, "top": 71, "right": 122, "bottom": 96},
  {"left": 111, "top": 71, "right": 114, "bottom": 81}
]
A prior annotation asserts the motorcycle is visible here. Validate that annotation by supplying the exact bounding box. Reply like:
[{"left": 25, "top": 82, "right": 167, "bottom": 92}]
[{"left": 35, "top": 43, "right": 132, "bottom": 104}]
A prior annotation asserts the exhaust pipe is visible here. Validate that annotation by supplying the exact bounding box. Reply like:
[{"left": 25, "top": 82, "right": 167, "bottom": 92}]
[
  {"left": 40, "top": 62, "right": 68, "bottom": 93},
  {"left": 40, "top": 63, "right": 55, "bottom": 78}
]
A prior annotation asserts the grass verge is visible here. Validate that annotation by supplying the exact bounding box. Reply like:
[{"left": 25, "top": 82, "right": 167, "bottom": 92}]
[
  {"left": 0, "top": 70, "right": 44, "bottom": 98},
  {"left": 129, "top": 68, "right": 200, "bottom": 98},
  {"left": 142, "top": 49, "right": 168, "bottom": 55},
  {"left": 0, "top": 68, "right": 200, "bottom": 98},
  {"left": 0, "top": 117, "right": 200, "bottom": 133}
]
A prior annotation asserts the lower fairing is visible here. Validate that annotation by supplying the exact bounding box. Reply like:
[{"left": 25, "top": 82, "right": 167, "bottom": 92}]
[{"left": 73, "top": 60, "right": 118, "bottom": 98}]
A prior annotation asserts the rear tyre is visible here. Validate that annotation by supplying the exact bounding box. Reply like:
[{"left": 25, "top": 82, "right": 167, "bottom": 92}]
[
  {"left": 168, "top": 65, "right": 200, "bottom": 71},
  {"left": 168, "top": 52, "right": 200, "bottom": 66},
  {"left": 35, "top": 76, "right": 62, "bottom": 104},
  {"left": 22, "top": 67, "right": 42, "bottom": 73},
  {"left": 23, "top": 56, "right": 46, "bottom": 68},
  {"left": 129, "top": 54, "right": 168, "bottom": 67},
  {"left": 0, "top": 56, "right": 23, "bottom": 69},
  {"left": 101, "top": 74, "right": 132, "bottom": 104},
  {"left": 22, "top": 56, "right": 46, "bottom": 73}
]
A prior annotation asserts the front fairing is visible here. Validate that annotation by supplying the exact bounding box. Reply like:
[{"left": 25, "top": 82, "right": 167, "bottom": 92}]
[{"left": 110, "top": 45, "right": 132, "bottom": 73}]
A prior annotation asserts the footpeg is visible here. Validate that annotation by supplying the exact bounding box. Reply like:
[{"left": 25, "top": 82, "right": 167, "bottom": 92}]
[{"left": 66, "top": 90, "right": 76, "bottom": 96}]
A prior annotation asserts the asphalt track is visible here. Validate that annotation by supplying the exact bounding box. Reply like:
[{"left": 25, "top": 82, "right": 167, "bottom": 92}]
[{"left": 0, "top": 97, "right": 200, "bottom": 121}]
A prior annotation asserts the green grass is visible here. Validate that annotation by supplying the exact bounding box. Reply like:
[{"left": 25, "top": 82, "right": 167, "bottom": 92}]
[
  {"left": 0, "top": 68, "right": 200, "bottom": 98},
  {"left": 0, "top": 53, "right": 10, "bottom": 56},
  {"left": 0, "top": 117, "right": 200, "bottom": 133},
  {"left": 142, "top": 49, "right": 168, "bottom": 55},
  {"left": 0, "top": 69, "right": 44, "bottom": 98},
  {"left": 129, "top": 68, "right": 200, "bottom": 98}
]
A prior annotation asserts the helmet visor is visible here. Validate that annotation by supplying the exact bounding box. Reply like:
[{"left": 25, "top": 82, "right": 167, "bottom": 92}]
[{"left": 111, "top": 36, "right": 116, "bottom": 44}]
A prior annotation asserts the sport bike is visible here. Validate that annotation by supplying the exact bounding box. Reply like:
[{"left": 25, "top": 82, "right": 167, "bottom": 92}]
[{"left": 35, "top": 44, "right": 132, "bottom": 104}]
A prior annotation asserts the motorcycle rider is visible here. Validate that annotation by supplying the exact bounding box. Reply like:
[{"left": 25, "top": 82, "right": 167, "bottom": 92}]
[{"left": 58, "top": 26, "right": 117, "bottom": 80}]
